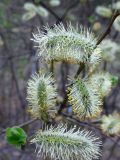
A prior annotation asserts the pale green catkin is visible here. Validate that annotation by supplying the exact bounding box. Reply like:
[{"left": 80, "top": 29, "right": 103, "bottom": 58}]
[
  {"left": 27, "top": 73, "right": 57, "bottom": 120},
  {"left": 31, "top": 124, "right": 102, "bottom": 160},
  {"left": 68, "top": 78, "right": 102, "bottom": 119},
  {"left": 32, "top": 23, "right": 102, "bottom": 67}
]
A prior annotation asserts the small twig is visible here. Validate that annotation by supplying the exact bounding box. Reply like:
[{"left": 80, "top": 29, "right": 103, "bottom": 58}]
[
  {"left": 75, "top": 11, "right": 120, "bottom": 79},
  {"left": 61, "top": 112, "right": 120, "bottom": 147},
  {"left": 33, "top": 0, "right": 62, "bottom": 21},
  {"left": 58, "top": 63, "right": 85, "bottom": 114},
  {"left": 50, "top": 60, "right": 54, "bottom": 73},
  {"left": 74, "top": 63, "right": 85, "bottom": 78},
  {"left": 61, "top": 0, "right": 79, "bottom": 20},
  {"left": 97, "top": 10, "right": 120, "bottom": 45},
  {"left": 0, "top": 118, "right": 38, "bottom": 135}
]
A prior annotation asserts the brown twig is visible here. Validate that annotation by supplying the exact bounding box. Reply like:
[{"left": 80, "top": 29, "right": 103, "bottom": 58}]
[
  {"left": 97, "top": 10, "right": 120, "bottom": 45},
  {"left": 61, "top": 112, "right": 120, "bottom": 147},
  {"left": 33, "top": 0, "right": 62, "bottom": 21},
  {"left": 0, "top": 118, "right": 38, "bottom": 135},
  {"left": 50, "top": 60, "right": 54, "bottom": 73},
  {"left": 61, "top": 0, "right": 79, "bottom": 20},
  {"left": 75, "top": 11, "right": 120, "bottom": 79},
  {"left": 74, "top": 63, "right": 85, "bottom": 78}
]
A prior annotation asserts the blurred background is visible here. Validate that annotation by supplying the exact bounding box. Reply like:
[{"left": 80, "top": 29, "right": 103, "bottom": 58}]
[{"left": 0, "top": 0, "right": 120, "bottom": 159}]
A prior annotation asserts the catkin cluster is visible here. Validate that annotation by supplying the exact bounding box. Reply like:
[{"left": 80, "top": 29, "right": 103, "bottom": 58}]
[{"left": 27, "top": 23, "right": 119, "bottom": 160}]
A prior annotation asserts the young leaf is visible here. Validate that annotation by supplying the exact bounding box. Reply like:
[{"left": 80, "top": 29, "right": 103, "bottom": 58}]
[
  {"left": 110, "top": 75, "right": 118, "bottom": 86},
  {"left": 6, "top": 127, "right": 27, "bottom": 148}
]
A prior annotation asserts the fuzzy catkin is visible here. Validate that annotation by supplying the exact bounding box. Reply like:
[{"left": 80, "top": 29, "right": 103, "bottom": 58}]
[
  {"left": 27, "top": 73, "right": 57, "bottom": 120},
  {"left": 32, "top": 23, "right": 102, "bottom": 67},
  {"left": 101, "top": 113, "right": 120, "bottom": 136},
  {"left": 31, "top": 124, "right": 102, "bottom": 160},
  {"left": 68, "top": 78, "right": 102, "bottom": 119},
  {"left": 90, "top": 72, "right": 113, "bottom": 97}
]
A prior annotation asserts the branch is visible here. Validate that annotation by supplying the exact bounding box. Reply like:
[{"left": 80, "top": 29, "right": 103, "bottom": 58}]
[
  {"left": 1, "top": 113, "right": 120, "bottom": 148},
  {"left": 97, "top": 10, "right": 120, "bottom": 45},
  {"left": 61, "top": 112, "right": 120, "bottom": 147},
  {"left": 0, "top": 118, "right": 38, "bottom": 135},
  {"left": 75, "top": 10, "right": 120, "bottom": 79},
  {"left": 61, "top": 0, "right": 79, "bottom": 20},
  {"left": 74, "top": 63, "right": 85, "bottom": 78}
]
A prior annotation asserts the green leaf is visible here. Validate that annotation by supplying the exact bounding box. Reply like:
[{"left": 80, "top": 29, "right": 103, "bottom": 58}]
[
  {"left": 6, "top": 127, "right": 27, "bottom": 148},
  {"left": 110, "top": 75, "right": 119, "bottom": 86}
]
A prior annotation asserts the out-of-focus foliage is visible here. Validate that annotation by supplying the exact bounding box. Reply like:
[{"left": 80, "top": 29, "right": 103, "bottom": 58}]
[
  {"left": 0, "top": 1, "right": 12, "bottom": 28},
  {"left": 100, "top": 39, "right": 120, "bottom": 61},
  {"left": 22, "top": 0, "right": 61, "bottom": 21},
  {"left": 49, "top": 0, "right": 61, "bottom": 6},
  {"left": 23, "top": 2, "right": 49, "bottom": 21},
  {"left": 114, "top": 16, "right": 120, "bottom": 32},
  {"left": 113, "top": 1, "right": 120, "bottom": 11},
  {"left": 101, "top": 113, "right": 120, "bottom": 136},
  {"left": 96, "top": 2, "right": 120, "bottom": 32},
  {"left": 93, "top": 22, "right": 101, "bottom": 31},
  {"left": 95, "top": 6, "right": 112, "bottom": 18},
  {"left": 90, "top": 72, "right": 115, "bottom": 97}
]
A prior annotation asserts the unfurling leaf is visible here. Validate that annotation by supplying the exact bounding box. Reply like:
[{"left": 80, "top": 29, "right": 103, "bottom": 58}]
[
  {"left": 6, "top": 127, "right": 27, "bottom": 148},
  {"left": 110, "top": 75, "right": 118, "bottom": 86}
]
